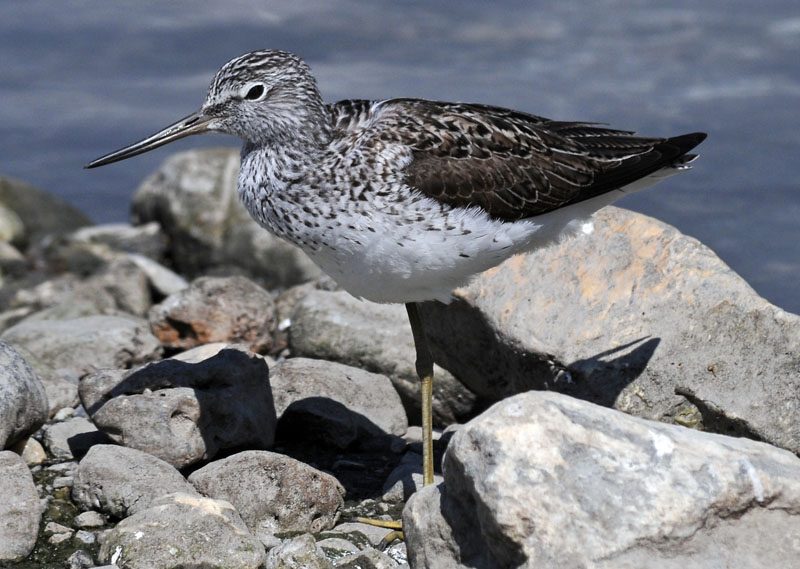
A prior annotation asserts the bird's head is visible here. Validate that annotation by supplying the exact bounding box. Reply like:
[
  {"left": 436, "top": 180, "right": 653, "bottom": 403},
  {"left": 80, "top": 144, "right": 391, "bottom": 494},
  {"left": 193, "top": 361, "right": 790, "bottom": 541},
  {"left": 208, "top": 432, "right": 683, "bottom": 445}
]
[{"left": 86, "top": 49, "right": 326, "bottom": 169}]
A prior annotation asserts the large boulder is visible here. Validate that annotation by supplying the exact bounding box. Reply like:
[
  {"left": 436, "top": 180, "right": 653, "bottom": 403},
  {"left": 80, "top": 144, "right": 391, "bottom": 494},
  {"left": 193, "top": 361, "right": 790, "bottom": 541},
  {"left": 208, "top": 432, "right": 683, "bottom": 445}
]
[
  {"left": 418, "top": 207, "right": 800, "bottom": 453},
  {"left": 404, "top": 391, "right": 800, "bottom": 569},
  {"left": 130, "top": 148, "right": 322, "bottom": 288},
  {"left": 0, "top": 341, "right": 48, "bottom": 448}
]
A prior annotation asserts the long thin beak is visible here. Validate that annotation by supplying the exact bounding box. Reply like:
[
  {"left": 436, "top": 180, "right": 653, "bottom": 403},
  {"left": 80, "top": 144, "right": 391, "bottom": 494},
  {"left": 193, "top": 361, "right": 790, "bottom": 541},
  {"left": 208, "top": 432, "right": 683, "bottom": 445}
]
[{"left": 85, "top": 110, "right": 216, "bottom": 169}]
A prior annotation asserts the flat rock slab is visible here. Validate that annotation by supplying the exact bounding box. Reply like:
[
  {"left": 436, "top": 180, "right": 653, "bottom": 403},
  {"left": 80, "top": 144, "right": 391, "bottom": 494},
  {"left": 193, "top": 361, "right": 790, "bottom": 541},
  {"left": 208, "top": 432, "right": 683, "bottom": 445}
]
[
  {"left": 149, "top": 275, "right": 276, "bottom": 353},
  {"left": 0, "top": 451, "right": 42, "bottom": 561},
  {"left": 290, "top": 290, "right": 479, "bottom": 426},
  {"left": 80, "top": 347, "right": 276, "bottom": 468},
  {"left": 1, "top": 315, "right": 162, "bottom": 378},
  {"left": 189, "top": 450, "right": 345, "bottom": 538},
  {"left": 271, "top": 357, "right": 407, "bottom": 448},
  {"left": 72, "top": 444, "right": 200, "bottom": 518},
  {"left": 418, "top": 207, "right": 800, "bottom": 453},
  {"left": 0, "top": 340, "right": 48, "bottom": 448},
  {"left": 98, "top": 492, "right": 265, "bottom": 569},
  {"left": 404, "top": 391, "right": 800, "bottom": 569}
]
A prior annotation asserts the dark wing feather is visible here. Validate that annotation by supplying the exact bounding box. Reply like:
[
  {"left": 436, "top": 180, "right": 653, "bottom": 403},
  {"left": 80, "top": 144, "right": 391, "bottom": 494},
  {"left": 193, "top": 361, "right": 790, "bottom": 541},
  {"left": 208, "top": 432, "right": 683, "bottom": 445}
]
[{"left": 357, "top": 99, "right": 705, "bottom": 221}]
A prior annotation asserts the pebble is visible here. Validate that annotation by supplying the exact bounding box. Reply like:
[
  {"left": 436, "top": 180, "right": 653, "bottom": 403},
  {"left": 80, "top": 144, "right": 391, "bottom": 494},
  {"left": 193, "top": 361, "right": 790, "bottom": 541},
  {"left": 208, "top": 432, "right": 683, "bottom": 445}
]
[
  {"left": 74, "top": 510, "right": 106, "bottom": 528},
  {"left": 74, "top": 530, "right": 96, "bottom": 545}
]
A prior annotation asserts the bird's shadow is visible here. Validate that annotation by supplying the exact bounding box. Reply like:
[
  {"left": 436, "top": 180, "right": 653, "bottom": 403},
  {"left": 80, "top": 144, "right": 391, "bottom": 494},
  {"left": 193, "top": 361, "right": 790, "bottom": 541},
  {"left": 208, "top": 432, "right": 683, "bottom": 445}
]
[{"left": 419, "top": 298, "right": 660, "bottom": 412}]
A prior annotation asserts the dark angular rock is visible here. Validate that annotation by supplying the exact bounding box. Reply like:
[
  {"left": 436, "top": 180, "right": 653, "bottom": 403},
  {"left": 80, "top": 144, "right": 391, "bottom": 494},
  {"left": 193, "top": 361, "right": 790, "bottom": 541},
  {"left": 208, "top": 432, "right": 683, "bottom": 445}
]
[{"left": 80, "top": 348, "right": 276, "bottom": 468}]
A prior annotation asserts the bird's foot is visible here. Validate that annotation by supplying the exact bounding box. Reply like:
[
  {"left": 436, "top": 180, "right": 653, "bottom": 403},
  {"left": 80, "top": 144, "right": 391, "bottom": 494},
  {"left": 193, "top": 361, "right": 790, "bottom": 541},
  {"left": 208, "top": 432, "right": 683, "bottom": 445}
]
[{"left": 356, "top": 517, "right": 403, "bottom": 549}]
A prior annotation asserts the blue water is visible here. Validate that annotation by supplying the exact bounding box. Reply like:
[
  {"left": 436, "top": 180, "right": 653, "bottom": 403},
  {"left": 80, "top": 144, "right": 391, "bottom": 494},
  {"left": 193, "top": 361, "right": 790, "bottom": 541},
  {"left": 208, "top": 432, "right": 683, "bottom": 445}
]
[{"left": 2, "top": 1, "right": 799, "bottom": 313}]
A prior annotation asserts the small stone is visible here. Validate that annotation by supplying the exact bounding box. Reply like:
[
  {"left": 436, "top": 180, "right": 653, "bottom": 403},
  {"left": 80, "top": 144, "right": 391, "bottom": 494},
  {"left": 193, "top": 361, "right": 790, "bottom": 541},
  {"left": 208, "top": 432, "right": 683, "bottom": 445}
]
[
  {"left": 44, "top": 521, "right": 72, "bottom": 535},
  {"left": 52, "top": 476, "right": 73, "bottom": 488},
  {"left": 53, "top": 406, "right": 76, "bottom": 421},
  {"left": 74, "top": 530, "right": 96, "bottom": 545},
  {"left": 48, "top": 532, "right": 74, "bottom": 545},
  {"left": 74, "top": 510, "right": 106, "bottom": 528},
  {"left": 10, "top": 437, "right": 47, "bottom": 466}
]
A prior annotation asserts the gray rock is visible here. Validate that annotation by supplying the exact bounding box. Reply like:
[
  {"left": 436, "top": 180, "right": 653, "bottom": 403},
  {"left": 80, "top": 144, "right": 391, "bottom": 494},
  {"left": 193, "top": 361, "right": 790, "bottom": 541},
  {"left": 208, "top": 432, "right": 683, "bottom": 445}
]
[
  {"left": 265, "top": 533, "right": 333, "bottom": 569},
  {"left": 80, "top": 348, "right": 275, "bottom": 468},
  {"left": 43, "top": 417, "right": 108, "bottom": 459},
  {"left": 42, "top": 373, "right": 80, "bottom": 417},
  {"left": 271, "top": 358, "right": 407, "bottom": 448},
  {"left": 418, "top": 207, "right": 800, "bottom": 454},
  {"left": 0, "top": 341, "right": 48, "bottom": 448},
  {"left": 0, "top": 175, "right": 92, "bottom": 249},
  {"left": 83, "top": 257, "right": 152, "bottom": 316},
  {"left": 131, "top": 148, "right": 321, "bottom": 288},
  {"left": 189, "top": 450, "right": 344, "bottom": 537},
  {"left": 11, "top": 436, "right": 47, "bottom": 465},
  {"left": 2, "top": 315, "right": 162, "bottom": 378},
  {"left": 0, "top": 451, "right": 42, "bottom": 561},
  {"left": 290, "top": 290, "right": 479, "bottom": 426},
  {"left": 98, "top": 492, "right": 265, "bottom": 569},
  {"left": 335, "top": 549, "right": 398, "bottom": 569},
  {"left": 127, "top": 252, "right": 188, "bottom": 296},
  {"left": 149, "top": 275, "right": 276, "bottom": 353},
  {"left": 68, "top": 221, "right": 167, "bottom": 260},
  {"left": 404, "top": 391, "right": 800, "bottom": 569},
  {"left": 72, "top": 444, "right": 199, "bottom": 518},
  {"left": 66, "top": 549, "right": 94, "bottom": 569}
]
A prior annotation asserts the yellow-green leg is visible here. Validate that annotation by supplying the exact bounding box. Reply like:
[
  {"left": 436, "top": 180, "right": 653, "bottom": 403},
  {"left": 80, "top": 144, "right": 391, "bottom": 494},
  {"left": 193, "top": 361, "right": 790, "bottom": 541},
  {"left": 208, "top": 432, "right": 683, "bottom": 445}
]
[
  {"left": 357, "top": 302, "right": 435, "bottom": 547},
  {"left": 405, "top": 302, "right": 435, "bottom": 486}
]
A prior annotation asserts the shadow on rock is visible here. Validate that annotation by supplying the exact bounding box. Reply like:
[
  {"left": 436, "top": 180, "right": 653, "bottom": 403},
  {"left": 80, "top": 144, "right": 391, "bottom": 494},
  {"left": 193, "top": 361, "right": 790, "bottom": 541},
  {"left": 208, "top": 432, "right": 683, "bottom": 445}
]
[
  {"left": 421, "top": 299, "right": 660, "bottom": 412},
  {"left": 79, "top": 348, "right": 276, "bottom": 469}
]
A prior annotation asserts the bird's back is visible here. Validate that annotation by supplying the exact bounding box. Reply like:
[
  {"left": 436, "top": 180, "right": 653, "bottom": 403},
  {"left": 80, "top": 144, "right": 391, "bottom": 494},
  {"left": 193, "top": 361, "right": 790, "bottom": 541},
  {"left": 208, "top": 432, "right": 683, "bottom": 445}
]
[{"left": 327, "top": 98, "right": 706, "bottom": 222}]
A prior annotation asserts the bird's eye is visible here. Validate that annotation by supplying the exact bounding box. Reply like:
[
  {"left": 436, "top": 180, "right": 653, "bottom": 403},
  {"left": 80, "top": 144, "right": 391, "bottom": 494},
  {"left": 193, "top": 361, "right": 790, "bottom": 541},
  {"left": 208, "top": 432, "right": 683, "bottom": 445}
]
[{"left": 243, "top": 84, "right": 266, "bottom": 100}]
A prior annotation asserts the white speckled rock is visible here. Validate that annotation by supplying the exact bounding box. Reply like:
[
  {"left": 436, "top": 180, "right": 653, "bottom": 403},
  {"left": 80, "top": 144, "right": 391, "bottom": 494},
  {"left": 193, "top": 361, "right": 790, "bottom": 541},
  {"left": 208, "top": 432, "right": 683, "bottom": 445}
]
[{"left": 404, "top": 392, "right": 800, "bottom": 569}]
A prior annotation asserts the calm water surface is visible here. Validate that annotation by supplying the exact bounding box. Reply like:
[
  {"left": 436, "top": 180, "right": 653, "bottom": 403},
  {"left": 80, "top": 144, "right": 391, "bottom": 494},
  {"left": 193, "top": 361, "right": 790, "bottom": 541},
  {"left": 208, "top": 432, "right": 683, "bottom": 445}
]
[{"left": 2, "top": 1, "right": 799, "bottom": 312}]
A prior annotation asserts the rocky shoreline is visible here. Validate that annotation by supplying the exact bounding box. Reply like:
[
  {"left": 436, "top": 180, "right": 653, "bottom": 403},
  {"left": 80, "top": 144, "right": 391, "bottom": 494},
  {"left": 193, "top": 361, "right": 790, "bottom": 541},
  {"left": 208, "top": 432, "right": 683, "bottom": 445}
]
[{"left": 0, "top": 149, "right": 798, "bottom": 569}]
